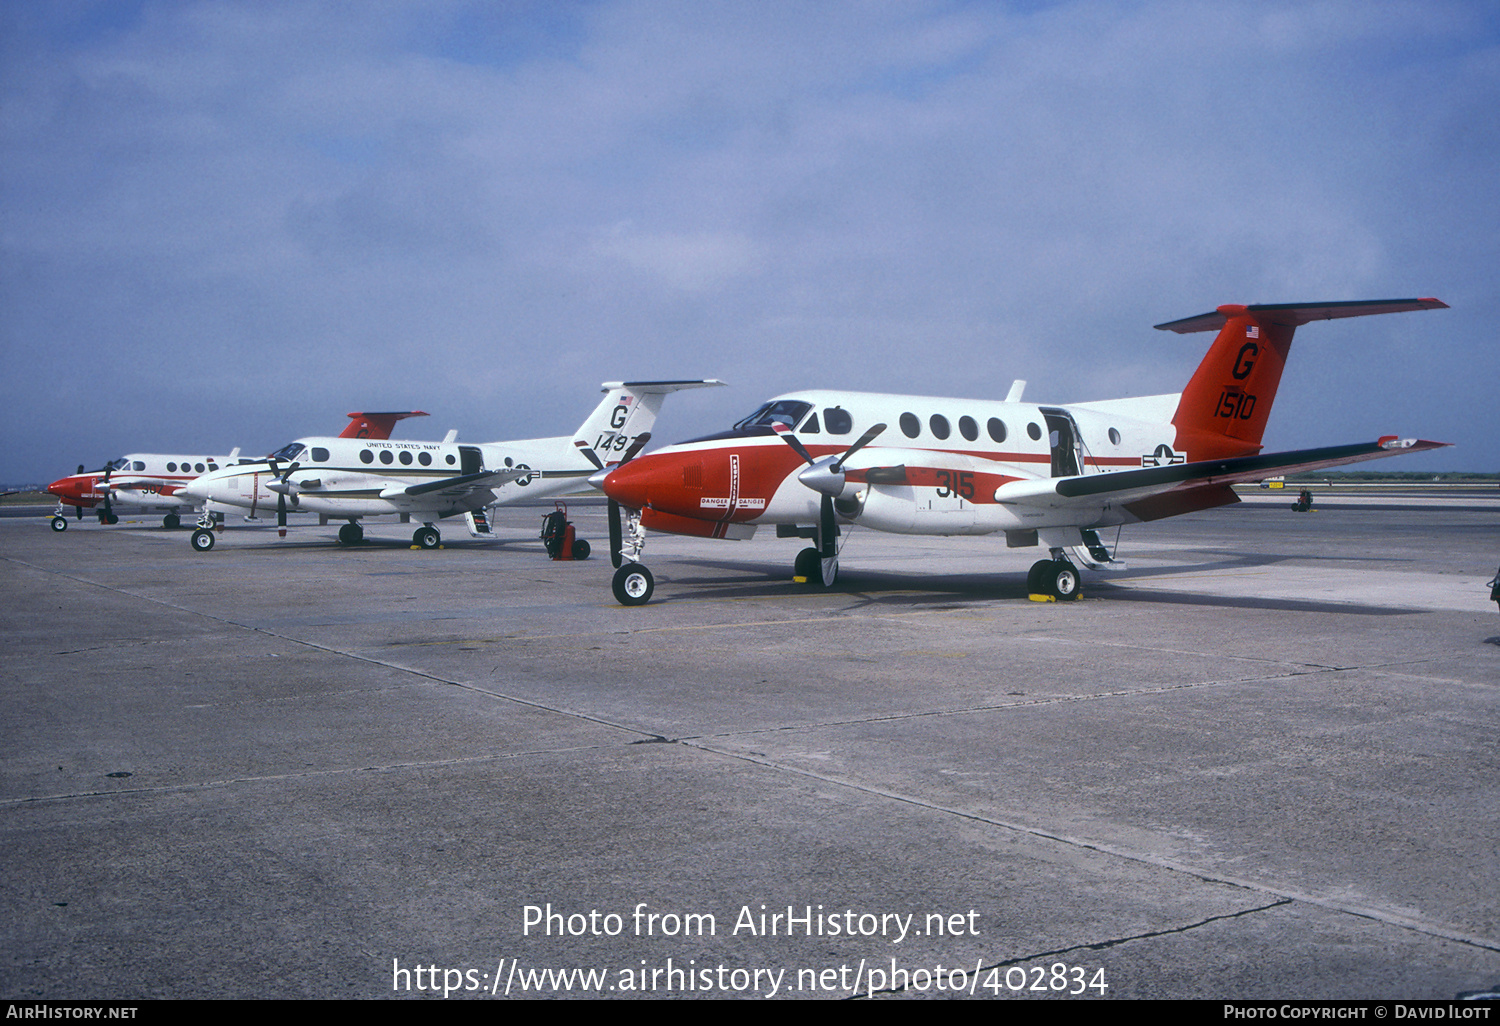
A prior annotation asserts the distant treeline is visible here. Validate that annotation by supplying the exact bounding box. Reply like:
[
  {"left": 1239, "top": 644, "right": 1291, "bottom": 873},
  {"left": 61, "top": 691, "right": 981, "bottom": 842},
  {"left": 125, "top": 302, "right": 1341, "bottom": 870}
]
[{"left": 1283, "top": 471, "right": 1499, "bottom": 482}]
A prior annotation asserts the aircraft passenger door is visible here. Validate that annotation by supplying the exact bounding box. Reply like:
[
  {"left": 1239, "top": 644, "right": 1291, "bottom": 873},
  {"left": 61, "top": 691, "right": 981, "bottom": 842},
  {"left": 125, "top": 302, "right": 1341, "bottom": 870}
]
[
  {"left": 459, "top": 446, "right": 483, "bottom": 476},
  {"left": 1039, "top": 408, "right": 1082, "bottom": 478}
]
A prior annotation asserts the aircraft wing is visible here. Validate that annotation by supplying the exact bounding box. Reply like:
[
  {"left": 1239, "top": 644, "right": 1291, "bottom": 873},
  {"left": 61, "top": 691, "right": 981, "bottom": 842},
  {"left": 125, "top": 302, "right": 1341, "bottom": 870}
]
[
  {"left": 993, "top": 437, "right": 1449, "bottom": 523},
  {"left": 384, "top": 467, "right": 534, "bottom": 499}
]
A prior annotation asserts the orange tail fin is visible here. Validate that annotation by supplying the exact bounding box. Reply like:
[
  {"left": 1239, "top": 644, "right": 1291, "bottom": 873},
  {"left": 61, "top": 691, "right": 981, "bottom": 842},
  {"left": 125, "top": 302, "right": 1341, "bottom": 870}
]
[
  {"left": 1156, "top": 298, "right": 1447, "bottom": 462},
  {"left": 339, "top": 410, "right": 429, "bottom": 440}
]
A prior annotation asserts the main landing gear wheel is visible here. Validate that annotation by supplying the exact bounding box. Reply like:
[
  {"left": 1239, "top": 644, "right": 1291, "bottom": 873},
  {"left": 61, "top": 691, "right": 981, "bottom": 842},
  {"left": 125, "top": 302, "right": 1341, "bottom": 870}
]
[
  {"left": 100, "top": 513, "right": 118, "bottom": 525},
  {"left": 413, "top": 526, "right": 441, "bottom": 549},
  {"left": 190, "top": 529, "right": 215, "bottom": 552},
  {"left": 338, "top": 523, "right": 364, "bottom": 545},
  {"left": 1046, "top": 560, "right": 1080, "bottom": 600},
  {"left": 1027, "top": 559, "right": 1052, "bottom": 595},
  {"left": 1027, "top": 559, "right": 1081, "bottom": 600},
  {"left": 50, "top": 516, "right": 68, "bottom": 532},
  {"left": 612, "top": 564, "right": 654, "bottom": 606},
  {"left": 794, "top": 546, "right": 820, "bottom": 583},
  {"left": 163, "top": 514, "right": 180, "bottom": 530},
  {"left": 793, "top": 547, "right": 839, "bottom": 587}
]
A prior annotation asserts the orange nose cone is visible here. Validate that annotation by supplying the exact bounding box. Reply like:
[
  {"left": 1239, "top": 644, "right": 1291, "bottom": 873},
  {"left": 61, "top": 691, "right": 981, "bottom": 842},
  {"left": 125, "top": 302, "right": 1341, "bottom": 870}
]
[
  {"left": 47, "top": 476, "right": 87, "bottom": 501},
  {"left": 601, "top": 456, "right": 658, "bottom": 510}
]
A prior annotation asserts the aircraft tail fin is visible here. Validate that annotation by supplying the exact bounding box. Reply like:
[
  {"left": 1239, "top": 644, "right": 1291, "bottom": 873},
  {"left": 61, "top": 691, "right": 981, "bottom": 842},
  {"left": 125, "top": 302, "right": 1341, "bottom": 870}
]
[
  {"left": 572, "top": 380, "right": 725, "bottom": 466},
  {"left": 1157, "top": 299, "right": 1446, "bottom": 461},
  {"left": 339, "top": 410, "right": 429, "bottom": 440}
]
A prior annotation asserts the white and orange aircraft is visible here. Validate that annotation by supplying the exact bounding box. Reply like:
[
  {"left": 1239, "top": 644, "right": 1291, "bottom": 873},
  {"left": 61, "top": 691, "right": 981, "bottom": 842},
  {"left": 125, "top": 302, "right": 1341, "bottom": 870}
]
[
  {"left": 44, "top": 411, "right": 427, "bottom": 531},
  {"left": 177, "top": 381, "right": 721, "bottom": 551},
  {"left": 594, "top": 298, "right": 1449, "bottom": 605}
]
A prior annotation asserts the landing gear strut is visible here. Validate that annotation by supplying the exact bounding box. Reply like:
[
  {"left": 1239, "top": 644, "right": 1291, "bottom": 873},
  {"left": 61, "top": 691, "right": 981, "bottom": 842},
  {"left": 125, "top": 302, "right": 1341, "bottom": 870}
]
[
  {"left": 189, "top": 508, "right": 222, "bottom": 552},
  {"left": 608, "top": 502, "right": 654, "bottom": 605}
]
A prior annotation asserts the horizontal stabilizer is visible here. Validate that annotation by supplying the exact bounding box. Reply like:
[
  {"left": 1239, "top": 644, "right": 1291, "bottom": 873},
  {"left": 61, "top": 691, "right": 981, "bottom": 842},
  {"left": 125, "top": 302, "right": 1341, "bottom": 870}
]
[
  {"left": 599, "top": 379, "right": 726, "bottom": 394},
  {"left": 1155, "top": 298, "right": 1447, "bottom": 334}
]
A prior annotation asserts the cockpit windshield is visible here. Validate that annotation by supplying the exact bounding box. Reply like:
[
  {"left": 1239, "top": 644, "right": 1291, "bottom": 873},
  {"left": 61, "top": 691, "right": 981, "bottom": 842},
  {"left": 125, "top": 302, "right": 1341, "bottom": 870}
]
[
  {"left": 268, "top": 442, "right": 307, "bottom": 463},
  {"left": 104, "top": 457, "right": 129, "bottom": 472},
  {"left": 731, "top": 400, "right": 814, "bottom": 432}
]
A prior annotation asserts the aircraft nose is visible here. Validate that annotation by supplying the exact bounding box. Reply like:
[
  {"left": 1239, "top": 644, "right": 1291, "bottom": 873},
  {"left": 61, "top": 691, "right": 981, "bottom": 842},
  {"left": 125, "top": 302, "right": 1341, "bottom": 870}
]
[
  {"left": 174, "top": 479, "right": 209, "bottom": 503},
  {"left": 600, "top": 458, "right": 653, "bottom": 509}
]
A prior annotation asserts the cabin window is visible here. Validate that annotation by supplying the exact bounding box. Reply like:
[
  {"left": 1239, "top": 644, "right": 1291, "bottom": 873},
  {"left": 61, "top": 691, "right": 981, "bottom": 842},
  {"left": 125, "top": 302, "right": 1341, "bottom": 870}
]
[
  {"left": 399, "top": 451, "right": 412, "bottom": 465},
  {"left": 360, "top": 450, "right": 374, "bottom": 464},
  {"left": 823, "top": 407, "right": 853, "bottom": 435},
  {"left": 132, "top": 461, "right": 146, "bottom": 471},
  {"left": 379, "top": 450, "right": 394, "bottom": 465},
  {"left": 1108, "top": 428, "right": 1121, "bottom": 446},
  {"left": 929, "top": 414, "right": 950, "bottom": 440},
  {"left": 311, "top": 448, "right": 329, "bottom": 462},
  {"left": 194, "top": 463, "right": 204, "bottom": 473},
  {"left": 418, "top": 452, "right": 432, "bottom": 466},
  {"left": 900, "top": 412, "right": 920, "bottom": 438},
  {"left": 207, "top": 463, "right": 218, "bottom": 471},
  {"left": 987, "top": 418, "right": 1007, "bottom": 443},
  {"left": 959, "top": 416, "right": 978, "bottom": 441},
  {"left": 801, "top": 413, "right": 820, "bottom": 433},
  {"left": 1027, "top": 422, "right": 1042, "bottom": 441},
  {"left": 446, "top": 454, "right": 456, "bottom": 465},
  {"left": 167, "top": 463, "right": 177, "bottom": 473}
]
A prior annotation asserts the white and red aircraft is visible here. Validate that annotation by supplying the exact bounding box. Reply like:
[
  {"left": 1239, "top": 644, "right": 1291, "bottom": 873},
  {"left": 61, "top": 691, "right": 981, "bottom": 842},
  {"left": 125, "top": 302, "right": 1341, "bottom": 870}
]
[
  {"left": 595, "top": 298, "right": 1449, "bottom": 605},
  {"left": 44, "top": 411, "right": 428, "bottom": 531},
  {"left": 177, "top": 381, "right": 721, "bottom": 551}
]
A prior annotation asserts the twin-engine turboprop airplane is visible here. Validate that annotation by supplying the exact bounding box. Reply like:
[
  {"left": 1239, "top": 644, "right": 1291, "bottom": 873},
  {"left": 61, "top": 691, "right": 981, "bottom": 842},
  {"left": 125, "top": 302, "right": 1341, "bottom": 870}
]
[
  {"left": 44, "top": 411, "right": 427, "bottom": 532},
  {"left": 596, "top": 299, "right": 1449, "bottom": 605},
  {"left": 177, "top": 381, "right": 723, "bottom": 551}
]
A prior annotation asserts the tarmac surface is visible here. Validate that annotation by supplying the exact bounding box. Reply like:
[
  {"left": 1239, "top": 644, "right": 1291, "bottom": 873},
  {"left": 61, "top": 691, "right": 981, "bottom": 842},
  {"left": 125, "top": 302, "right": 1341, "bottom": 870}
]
[{"left": 2, "top": 495, "right": 1497, "bottom": 1000}]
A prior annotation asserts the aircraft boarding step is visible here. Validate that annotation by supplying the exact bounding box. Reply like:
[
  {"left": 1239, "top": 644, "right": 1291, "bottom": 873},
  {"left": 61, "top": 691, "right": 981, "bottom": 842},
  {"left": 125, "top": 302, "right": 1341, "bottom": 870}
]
[{"left": 464, "top": 509, "right": 494, "bottom": 537}]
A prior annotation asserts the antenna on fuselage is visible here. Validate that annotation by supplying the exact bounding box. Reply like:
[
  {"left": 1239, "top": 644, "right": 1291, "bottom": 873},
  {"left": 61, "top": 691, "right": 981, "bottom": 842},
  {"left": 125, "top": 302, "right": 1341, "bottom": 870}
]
[
  {"left": 1005, "top": 380, "right": 1027, "bottom": 402},
  {"left": 442, "top": 429, "right": 458, "bottom": 443}
]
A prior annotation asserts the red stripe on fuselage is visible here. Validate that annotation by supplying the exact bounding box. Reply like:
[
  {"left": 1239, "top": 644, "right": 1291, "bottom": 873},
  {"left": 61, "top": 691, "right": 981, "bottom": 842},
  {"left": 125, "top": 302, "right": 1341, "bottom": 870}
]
[{"left": 603, "top": 437, "right": 1064, "bottom": 523}]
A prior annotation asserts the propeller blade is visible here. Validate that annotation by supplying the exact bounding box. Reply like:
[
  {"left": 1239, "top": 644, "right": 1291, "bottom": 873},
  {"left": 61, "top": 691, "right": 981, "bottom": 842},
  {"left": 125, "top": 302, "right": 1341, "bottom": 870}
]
[
  {"left": 608, "top": 498, "right": 624, "bottom": 568},
  {"left": 277, "top": 491, "right": 287, "bottom": 528},
  {"left": 820, "top": 495, "right": 837, "bottom": 558},
  {"left": 620, "top": 432, "right": 652, "bottom": 464},
  {"left": 772, "top": 423, "right": 816, "bottom": 466},
  {"left": 832, "top": 423, "right": 886, "bottom": 471}
]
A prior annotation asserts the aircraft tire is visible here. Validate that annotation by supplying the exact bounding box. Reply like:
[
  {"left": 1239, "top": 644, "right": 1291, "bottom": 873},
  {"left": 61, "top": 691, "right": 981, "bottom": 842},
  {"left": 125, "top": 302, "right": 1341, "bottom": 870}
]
[
  {"left": 571, "top": 538, "right": 591, "bottom": 560},
  {"left": 613, "top": 564, "right": 654, "bottom": 606},
  {"left": 164, "top": 514, "right": 180, "bottom": 529},
  {"left": 414, "top": 527, "right": 440, "bottom": 549},
  {"left": 1027, "top": 559, "right": 1052, "bottom": 594},
  {"left": 1048, "top": 561, "right": 1081, "bottom": 601},
  {"left": 794, "top": 547, "right": 820, "bottom": 583},
  {"left": 50, "top": 517, "right": 68, "bottom": 532},
  {"left": 338, "top": 523, "right": 363, "bottom": 545},
  {"left": 190, "top": 529, "right": 215, "bottom": 552}
]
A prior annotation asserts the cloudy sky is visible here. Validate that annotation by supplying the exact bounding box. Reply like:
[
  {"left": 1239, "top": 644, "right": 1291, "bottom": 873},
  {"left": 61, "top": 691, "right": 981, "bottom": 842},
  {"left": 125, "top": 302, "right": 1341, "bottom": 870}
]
[{"left": 3, "top": 0, "right": 1495, "bottom": 483}]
